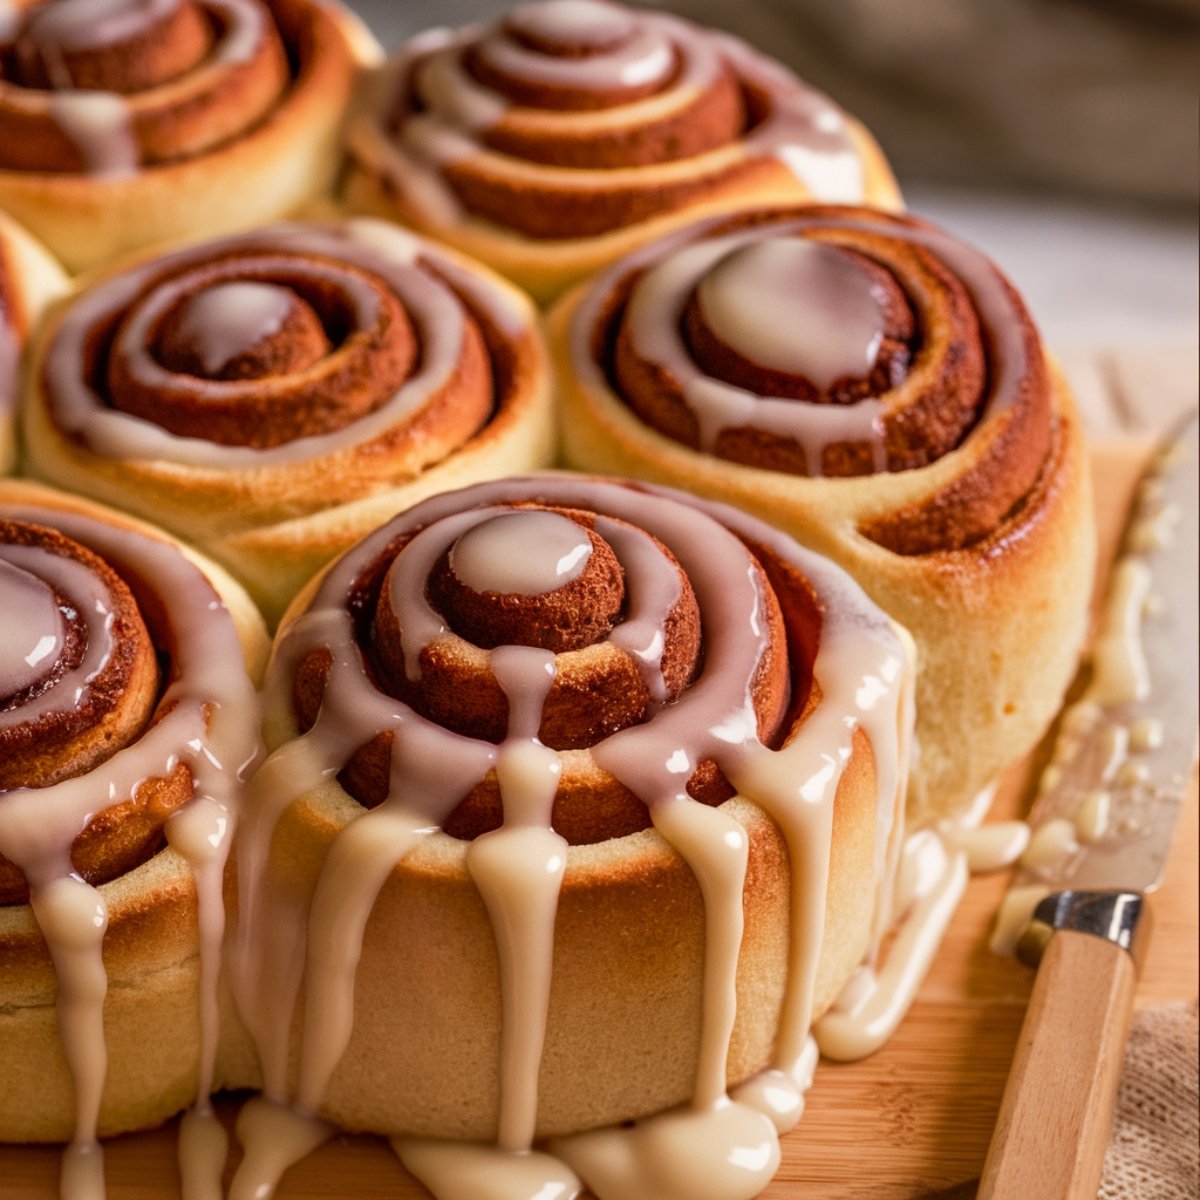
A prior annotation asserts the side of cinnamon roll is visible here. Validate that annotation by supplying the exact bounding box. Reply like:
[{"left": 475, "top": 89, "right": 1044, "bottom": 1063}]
[
  {"left": 21, "top": 218, "right": 556, "bottom": 624},
  {"left": 0, "top": 207, "right": 68, "bottom": 471},
  {"left": 0, "top": 480, "right": 265, "bottom": 1167},
  {"left": 0, "top": 0, "right": 376, "bottom": 273},
  {"left": 222, "top": 473, "right": 914, "bottom": 1200},
  {"left": 548, "top": 206, "right": 1096, "bottom": 825},
  {"left": 343, "top": 0, "right": 900, "bottom": 304}
]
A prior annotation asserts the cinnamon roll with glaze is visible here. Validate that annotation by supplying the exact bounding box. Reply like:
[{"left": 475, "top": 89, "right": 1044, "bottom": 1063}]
[
  {"left": 548, "top": 206, "right": 1096, "bottom": 824},
  {"left": 342, "top": 0, "right": 900, "bottom": 304},
  {"left": 0, "top": 480, "right": 265, "bottom": 1190},
  {"left": 0, "top": 0, "right": 376, "bottom": 273},
  {"left": 0, "top": 207, "right": 67, "bottom": 470},
  {"left": 21, "top": 218, "right": 555, "bottom": 624},
  {"left": 223, "top": 473, "right": 914, "bottom": 1200}
]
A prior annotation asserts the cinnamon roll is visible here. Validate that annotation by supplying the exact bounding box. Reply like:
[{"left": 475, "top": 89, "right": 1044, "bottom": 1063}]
[
  {"left": 0, "top": 0, "right": 375, "bottom": 273},
  {"left": 343, "top": 0, "right": 900, "bottom": 304},
  {"left": 223, "top": 473, "right": 914, "bottom": 1200},
  {"left": 549, "top": 205, "right": 1096, "bottom": 825},
  {"left": 21, "top": 218, "right": 555, "bottom": 624},
  {"left": 0, "top": 207, "right": 68, "bottom": 471},
  {"left": 0, "top": 480, "right": 265, "bottom": 1173}
]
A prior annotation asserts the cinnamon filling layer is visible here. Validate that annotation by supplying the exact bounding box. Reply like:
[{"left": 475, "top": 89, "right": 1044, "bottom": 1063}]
[
  {"left": 41, "top": 223, "right": 501, "bottom": 464},
  {"left": 354, "top": 0, "right": 869, "bottom": 240},
  {"left": 0, "top": 0, "right": 293, "bottom": 174},
  {"left": 573, "top": 205, "right": 1052, "bottom": 550},
  {"left": 231, "top": 473, "right": 911, "bottom": 1199},
  {"left": 291, "top": 496, "right": 796, "bottom": 844},
  {"left": 0, "top": 493, "right": 261, "bottom": 1189},
  {"left": 0, "top": 517, "right": 189, "bottom": 904}
]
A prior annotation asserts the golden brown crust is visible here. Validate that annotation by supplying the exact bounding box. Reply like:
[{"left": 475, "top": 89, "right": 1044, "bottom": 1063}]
[
  {"left": 550, "top": 206, "right": 1097, "bottom": 821},
  {"left": 0, "top": 517, "right": 196, "bottom": 906},
  {"left": 20, "top": 221, "right": 556, "bottom": 625},
  {"left": 231, "top": 475, "right": 898, "bottom": 1140},
  {"left": 235, "top": 770, "right": 876, "bottom": 1140},
  {"left": 0, "top": 480, "right": 268, "bottom": 1142},
  {"left": 0, "top": 0, "right": 289, "bottom": 172},
  {"left": 0, "top": 208, "right": 68, "bottom": 471},
  {"left": 0, "top": 0, "right": 375, "bottom": 273}
]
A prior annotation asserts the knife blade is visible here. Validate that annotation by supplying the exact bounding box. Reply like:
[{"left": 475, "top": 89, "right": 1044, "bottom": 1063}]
[{"left": 979, "top": 409, "right": 1199, "bottom": 1200}]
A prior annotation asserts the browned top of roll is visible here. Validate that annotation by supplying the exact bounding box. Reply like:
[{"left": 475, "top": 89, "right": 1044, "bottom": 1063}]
[
  {"left": 0, "top": 517, "right": 195, "bottom": 905},
  {"left": 572, "top": 204, "right": 1054, "bottom": 555},
  {"left": 0, "top": 0, "right": 349, "bottom": 175},
  {"left": 290, "top": 495, "right": 801, "bottom": 846},
  {"left": 352, "top": 0, "right": 886, "bottom": 242},
  {"left": 38, "top": 223, "right": 503, "bottom": 462}
]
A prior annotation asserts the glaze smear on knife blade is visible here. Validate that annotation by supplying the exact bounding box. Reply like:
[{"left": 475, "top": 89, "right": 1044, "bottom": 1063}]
[{"left": 992, "top": 410, "right": 1199, "bottom": 953}]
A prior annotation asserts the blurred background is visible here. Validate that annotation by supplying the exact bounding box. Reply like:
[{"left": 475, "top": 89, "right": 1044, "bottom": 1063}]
[{"left": 346, "top": 0, "right": 1198, "bottom": 431}]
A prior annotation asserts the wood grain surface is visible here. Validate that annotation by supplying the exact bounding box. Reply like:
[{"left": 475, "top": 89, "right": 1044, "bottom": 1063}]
[{"left": 1, "top": 440, "right": 1196, "bottom": 1200}]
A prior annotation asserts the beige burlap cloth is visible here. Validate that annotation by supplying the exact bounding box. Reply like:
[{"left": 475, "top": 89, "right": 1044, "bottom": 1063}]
[{"left": 1098, "top": 1000, "right": 1199, "bottom": 1199}]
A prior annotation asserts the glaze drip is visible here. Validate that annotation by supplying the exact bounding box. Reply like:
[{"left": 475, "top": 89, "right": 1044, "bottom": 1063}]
[
  {"left": 229, "top": 474, "right": 913, "bottom": 1200},
  {"left": 0, "top": 502, "right": 261, "bottom": 1200}
]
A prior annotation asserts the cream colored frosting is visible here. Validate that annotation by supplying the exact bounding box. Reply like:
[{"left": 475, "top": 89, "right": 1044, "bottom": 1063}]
[
  {"left": 226, "top": 475, "right": 915, "bottom": 1200},
  {"left": 449, "top": 510, "right": 593, "bottom": 596},
  {"left": 40, "top": 219, "right": 531, "bottom": 468},
  {"left": 577, "top": 209, "right": 1029, "bottom": 475},
  {"left": 353, "top": 0, "right": 868, "bottom": 235},
  {"left": 695, "top": 238, "right": 888, "bottom": 389},
  {"left": 0, "top": 504, "right": 260, "bottom": 1199}
]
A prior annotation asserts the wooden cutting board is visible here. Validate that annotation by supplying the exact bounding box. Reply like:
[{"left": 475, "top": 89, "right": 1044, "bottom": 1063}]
[{"left": 2, "top": 441, "right": 1196, "bottom": 1200}]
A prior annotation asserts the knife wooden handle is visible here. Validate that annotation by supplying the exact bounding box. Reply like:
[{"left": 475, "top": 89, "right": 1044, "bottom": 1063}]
[{"left": 978, "top": 929, "right": 1137, "bottom": 1200}]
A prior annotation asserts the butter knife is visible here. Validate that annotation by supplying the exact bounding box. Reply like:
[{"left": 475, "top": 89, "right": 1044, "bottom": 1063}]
[{"left": 979, "top": 410, "right": 1199, "bottom": 1200}]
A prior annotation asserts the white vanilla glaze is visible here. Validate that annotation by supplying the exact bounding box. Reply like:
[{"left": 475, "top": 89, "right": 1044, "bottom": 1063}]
[
  {"left": 23, "top": 0, "right": 178, "bottom": 55},
  {"left": 450, "top": 510, "right": 593, "bottom": 596},
  {"left": 0, "top": 556, "right": 65, "bottom": 698},
  {"left": 41, "top": 220, "right": 528, "bottom": 466},
  {"left": 508, "top": 0, "right": 637, "bottom": 48},
  {"left": 46, "top": 91, "right": 137, "bottom": 178},
  {"left": 227, "top": 475, "right": 914, "bottom": 1200},
  {"left": 991, "top": 430, "right": 1190, "bottom": 953},
  {"left": 16, "top": 0, "right": 269, "bottom": 176},
  {"left": 1018, "top": 817, "right": 1079, "bottom": 877},
  {"left": 0, "top": 0, "right": 19, "bottom": 41},
  {"left": 942, "top": 818, "right": 1031, "bottom": 874},
  {"left": 168, "top": 281, "right": 297, "bottom": 376},
  {"left": 815, "top": 777, "right": 1026, "bottom": 1053},
  {"left": 0, "top": 545, "right": 114, "bottom": 729},
  {"left": 478, "top": 17, "right": 673, "bottom": 94},
  {"left": 623, "top": 232, "right": 884, "bottom": 468},
  {"left": 573, "top": 208, "right": 1027, "bottom": 475},
  {"left": 1073, "top": 790, "right": 1111, "bottom": 844},
  {"left": 696, "top": 238, "right": 887, "bottom": 388},
  {"left": 350, "top": 0, "right": 867, "bottom": 235},
  {"left": 816, "top": 830, "right": 967, "bottom": 1061},
  {"left": 989, "top": 884, "right": 1050, "bottom": 958},
  {"left": 0, "top": 504, "right": 260, "bottom": 1200},
  {"left": 1089, "top": 558, "right": 1152, "bottom": 706},
  {"left": 0, "top": 320, "right": 16, "bottom": 418},
  {"left": 1129, "top": 500, "right": 1180, "bottom": 553}
]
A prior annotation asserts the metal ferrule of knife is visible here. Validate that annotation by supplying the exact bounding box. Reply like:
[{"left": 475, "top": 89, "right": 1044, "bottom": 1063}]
[{"left": 980, "top": 411, "right": 1199, "bottom": 1200}]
